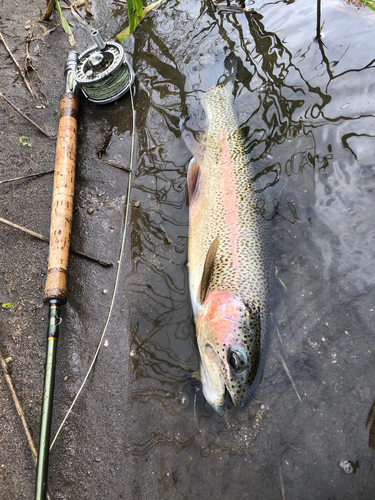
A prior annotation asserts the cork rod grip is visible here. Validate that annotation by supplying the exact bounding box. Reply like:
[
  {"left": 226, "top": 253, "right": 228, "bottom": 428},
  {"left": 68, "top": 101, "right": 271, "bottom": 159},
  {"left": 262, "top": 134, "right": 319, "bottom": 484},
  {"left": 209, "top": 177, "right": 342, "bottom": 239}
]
[{"left": 43, "top": 92, "right": 79, "bottom": 304}]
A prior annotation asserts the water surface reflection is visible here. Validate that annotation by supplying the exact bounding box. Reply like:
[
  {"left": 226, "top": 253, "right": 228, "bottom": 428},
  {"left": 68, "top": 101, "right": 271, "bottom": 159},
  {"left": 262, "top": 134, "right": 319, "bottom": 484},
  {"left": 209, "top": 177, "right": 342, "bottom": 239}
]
[{"left": 71, "top": 1, "right": 375, "bottom": 498}]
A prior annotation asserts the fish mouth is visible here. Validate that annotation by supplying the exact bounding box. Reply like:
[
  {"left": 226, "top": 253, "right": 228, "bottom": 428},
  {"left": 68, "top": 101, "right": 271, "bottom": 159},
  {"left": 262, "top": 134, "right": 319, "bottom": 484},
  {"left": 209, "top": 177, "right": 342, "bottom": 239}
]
[
  {"left": 198, "top": 344, "right": 226, "bottom": 411},
  {"left": 201, "top": 343, "right": 251, "bottom": 410}
]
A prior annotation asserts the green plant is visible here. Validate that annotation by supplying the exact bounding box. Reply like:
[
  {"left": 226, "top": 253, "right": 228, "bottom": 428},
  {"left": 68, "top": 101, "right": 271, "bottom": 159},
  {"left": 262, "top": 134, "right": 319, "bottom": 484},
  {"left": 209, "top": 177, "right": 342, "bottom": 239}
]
[{"left": 117, "top": 0, "right": 163, "bottom": 42}]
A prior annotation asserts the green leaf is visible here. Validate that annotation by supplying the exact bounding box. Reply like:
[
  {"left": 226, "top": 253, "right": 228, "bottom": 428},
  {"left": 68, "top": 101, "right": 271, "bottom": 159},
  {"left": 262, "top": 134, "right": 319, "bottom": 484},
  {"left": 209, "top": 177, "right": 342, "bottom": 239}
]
[
  {"left": 20, "top": 136, "right": 29, "bottom": 146},
  {"left": 360, "top": 0, "right": 375, "bottom": 12},
  {"left": 133, "top": 0, "right": 144, "bottom": 20},
  {"left": 126, "top": 0, "right": 136, "bottom": 34},
  {"left": 2, "top": 303, "right": 15, "bottom": 309},
  {"left": 117, "top": 26, "right": 130, "bottom": 43},
  {"left": 117, "top": 0, "right": 162, "bottom": 42},
  {"left": 142, "top": 0, "right": 162, "bottom": 18},
  {"left": 55, "top": 0, "right": 75, "bottom": 46}
]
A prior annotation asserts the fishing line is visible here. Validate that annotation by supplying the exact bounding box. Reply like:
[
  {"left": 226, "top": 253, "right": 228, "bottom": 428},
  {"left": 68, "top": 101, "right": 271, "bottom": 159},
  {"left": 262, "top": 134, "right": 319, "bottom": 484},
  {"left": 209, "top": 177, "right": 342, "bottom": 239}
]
[
  {"left": 50, "top": 86, "right": 136, "bottom": 451},
  {"left": 193, "top": 391, "right": 199, "bottom": 432},
  {"left": 77, "top": 59, "right": 133, "bottom": 102},
  {"left": 74, "top": 36, "right": 135, "bottom": 105}
]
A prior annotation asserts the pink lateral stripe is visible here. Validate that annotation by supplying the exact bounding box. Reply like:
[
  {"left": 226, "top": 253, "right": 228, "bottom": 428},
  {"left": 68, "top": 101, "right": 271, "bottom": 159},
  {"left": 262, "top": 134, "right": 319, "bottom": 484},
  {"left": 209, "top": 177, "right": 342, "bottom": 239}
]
[{"left": 219, "top": 127, "right": 239, "bottom": 275}]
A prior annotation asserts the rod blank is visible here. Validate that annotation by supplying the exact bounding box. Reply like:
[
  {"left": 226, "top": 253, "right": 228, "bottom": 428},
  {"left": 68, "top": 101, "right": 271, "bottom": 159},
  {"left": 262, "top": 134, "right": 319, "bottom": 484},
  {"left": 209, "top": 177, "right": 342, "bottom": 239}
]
[{"left": 35, "top": 89, "right": 79, "bottom": 500}]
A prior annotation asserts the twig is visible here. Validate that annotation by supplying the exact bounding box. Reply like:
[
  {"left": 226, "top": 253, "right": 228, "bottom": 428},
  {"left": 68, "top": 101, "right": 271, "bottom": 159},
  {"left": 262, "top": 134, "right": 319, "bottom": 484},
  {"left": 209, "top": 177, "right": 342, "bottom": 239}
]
[
  {"left": 39, "top": 23, "right": 60, "bottom": 37},
  {"left": 0, "top": 217, "right": 112, "bottom": 267},
  {"left": 0, "top": 31, "right": 34, "bottom": 97},
  {"left": 213, "top": 3, "right": 254, "bottom": 12},
  {"left": 70, "top": 1, "right": 91, "bottom": 29},
  {"left": 69, "top": 0, "right": 92, "bottom": 11},
  {"left": 279, "top": 467, "right": 285, "bottom": 500},
  {"left": 275, "top": 266, "right": 287, "bottom": 291},
  {"left": 0, "top": 349, "right": 38, "bottom": 463},
  {"left": 159, "top": 224, "right": 171, "bottom": 244},
  {"left": 280, "top": 354, "right": 302, "bottom": 403},
  {"left": 25, "top": 37, "right": 32, "bottom": 79},
  {"left": 25, "top": 21, "right": 41, "bottom": 83},
  {"left": 0, "top": 349, "right": 52, "bottom": 500},
  {"left": 38, "top": 18, "right": 59, "bottom": 27},
  {"left": 316, "top": 0, "right": 322, "bottom": 41},
  {"left": 276, "top": 326, "right": 284, "bottom": 348},
  {"left": 0, "top": 92, "right": 53, "bottom": 138},
  {"left": 0, "top": 169, "right": 54, "bottom": 185},
  {"left": 42, "top": 0, "right": 56, "bottom": 21},
  {"left": 88, "top": 155, "right": 132, "bottom": 172},
  {"left": 85, "top": 0, "right": 92, "bottom": 14}
]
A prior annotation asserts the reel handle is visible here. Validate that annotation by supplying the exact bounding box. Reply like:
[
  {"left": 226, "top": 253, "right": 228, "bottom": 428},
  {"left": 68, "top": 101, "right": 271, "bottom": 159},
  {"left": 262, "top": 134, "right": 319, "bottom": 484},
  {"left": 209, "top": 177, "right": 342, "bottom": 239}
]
[{"left": 43, "top": 92, "right": 79, "bottom": 304}]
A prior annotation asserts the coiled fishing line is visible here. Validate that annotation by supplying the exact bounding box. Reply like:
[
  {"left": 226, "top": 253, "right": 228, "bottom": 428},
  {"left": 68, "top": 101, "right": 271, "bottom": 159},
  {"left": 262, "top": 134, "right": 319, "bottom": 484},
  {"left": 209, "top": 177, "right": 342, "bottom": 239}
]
[{"left": 73, "top": 34, "right": 135, "bottom": 104}]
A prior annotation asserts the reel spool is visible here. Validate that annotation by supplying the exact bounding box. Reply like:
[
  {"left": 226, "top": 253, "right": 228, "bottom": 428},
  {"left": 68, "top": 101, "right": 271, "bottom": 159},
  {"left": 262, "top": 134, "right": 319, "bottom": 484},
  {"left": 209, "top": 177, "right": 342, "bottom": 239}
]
[{"left": 73, "top": 30, "right": 135, "bottom": 105}]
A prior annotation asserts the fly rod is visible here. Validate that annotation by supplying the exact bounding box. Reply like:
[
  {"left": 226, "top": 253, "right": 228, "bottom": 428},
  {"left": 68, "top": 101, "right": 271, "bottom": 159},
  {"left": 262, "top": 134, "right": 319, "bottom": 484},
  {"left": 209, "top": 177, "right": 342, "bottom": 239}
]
[
  {"left": 35, "top": 50, "right": 80, "bottom": 500},
  {"left": 34, "top": 31, "right": 135, "bottom": 499}
]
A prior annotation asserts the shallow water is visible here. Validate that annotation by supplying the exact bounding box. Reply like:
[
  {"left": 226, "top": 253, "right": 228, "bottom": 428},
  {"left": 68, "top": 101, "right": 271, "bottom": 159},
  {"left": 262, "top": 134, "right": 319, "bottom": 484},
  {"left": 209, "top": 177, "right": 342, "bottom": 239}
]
[{"left": 55, "top": 1, "right": 375, "bottom": 497}]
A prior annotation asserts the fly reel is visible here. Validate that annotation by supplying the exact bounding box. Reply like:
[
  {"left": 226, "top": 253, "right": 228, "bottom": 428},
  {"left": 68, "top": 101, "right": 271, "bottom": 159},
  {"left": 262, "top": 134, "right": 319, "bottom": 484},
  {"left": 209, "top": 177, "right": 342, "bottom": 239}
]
[{"left": 73, "top": 30, "right": 135, "bottom": 105}]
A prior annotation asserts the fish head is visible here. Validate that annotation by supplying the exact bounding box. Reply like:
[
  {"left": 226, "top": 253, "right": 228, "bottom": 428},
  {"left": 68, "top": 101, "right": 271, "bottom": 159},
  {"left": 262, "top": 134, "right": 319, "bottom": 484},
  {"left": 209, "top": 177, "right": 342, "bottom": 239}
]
[{"left": 196, "top": 290, "right": 262, "bottom": 410}]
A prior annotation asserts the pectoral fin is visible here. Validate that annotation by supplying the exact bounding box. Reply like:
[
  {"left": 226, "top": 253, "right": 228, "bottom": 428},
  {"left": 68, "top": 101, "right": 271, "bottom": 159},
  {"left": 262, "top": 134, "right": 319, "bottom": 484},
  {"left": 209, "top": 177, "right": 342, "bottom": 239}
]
[
  {"left": 187, "top": 158, "right": 200, "bottom": 205},
  {"left": 180, "top": 115, "right": 206, "bottom": 163},
  {"left": 199, "top": 235, "right": 219, "bottom": 304}
]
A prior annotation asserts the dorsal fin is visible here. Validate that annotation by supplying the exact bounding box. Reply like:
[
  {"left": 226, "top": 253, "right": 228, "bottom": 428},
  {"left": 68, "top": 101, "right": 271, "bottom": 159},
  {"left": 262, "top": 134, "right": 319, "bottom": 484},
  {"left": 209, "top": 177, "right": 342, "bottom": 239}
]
[
  {"left": 187, "top": 158, "right": 201, "bottom": 205},
  {"left": 199, "top": 235, "right": 219, "bottom": 304}
]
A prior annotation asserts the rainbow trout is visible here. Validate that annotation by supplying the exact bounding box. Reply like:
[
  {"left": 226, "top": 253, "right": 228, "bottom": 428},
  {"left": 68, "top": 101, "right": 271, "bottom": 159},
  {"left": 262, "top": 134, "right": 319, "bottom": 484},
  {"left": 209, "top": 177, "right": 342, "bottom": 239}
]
[{"left": 182, "top": 55, "right": 277, "bottom": 410}]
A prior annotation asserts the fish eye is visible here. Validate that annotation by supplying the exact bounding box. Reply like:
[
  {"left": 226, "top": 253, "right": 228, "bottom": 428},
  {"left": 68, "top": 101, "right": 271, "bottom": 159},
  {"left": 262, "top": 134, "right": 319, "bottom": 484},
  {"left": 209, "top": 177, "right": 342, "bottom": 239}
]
[{"left": 227, "top": 349, "right": 247, "bottom": 373}]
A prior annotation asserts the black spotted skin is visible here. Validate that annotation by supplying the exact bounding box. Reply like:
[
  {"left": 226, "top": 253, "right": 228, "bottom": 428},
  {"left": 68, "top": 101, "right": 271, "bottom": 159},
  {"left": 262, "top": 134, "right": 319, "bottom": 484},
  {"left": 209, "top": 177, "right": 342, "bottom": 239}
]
[{"left": 188, "top": 83, "right": 274, "bottom": 408}]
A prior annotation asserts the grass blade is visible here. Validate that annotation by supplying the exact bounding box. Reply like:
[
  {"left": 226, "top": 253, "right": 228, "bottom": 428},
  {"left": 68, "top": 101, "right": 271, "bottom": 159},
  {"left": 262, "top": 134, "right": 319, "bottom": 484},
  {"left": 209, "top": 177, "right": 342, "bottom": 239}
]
[
  {"left": 55, "top": 0, "right": 75, "bottom": 46},
  {"left": 280, "top": 354, "right": 302, "bottom": 403},
  {"left": 117, "top": 0, "right": 162, "bottom": 42},
  {"left": 360, "top": 0, "right": 375, "bottom": 12}
]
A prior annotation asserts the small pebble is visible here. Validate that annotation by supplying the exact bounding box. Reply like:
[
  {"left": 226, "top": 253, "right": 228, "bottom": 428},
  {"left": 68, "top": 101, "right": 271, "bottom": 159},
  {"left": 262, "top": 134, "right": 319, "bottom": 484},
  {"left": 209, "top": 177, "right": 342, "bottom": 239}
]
[
  {"left": 133, "top": 201, "right": 140, "bottom": 208},
  {"left": 87, "top": 208, "right": 94, "bottom": 214},
  {"left": 339, "top": 460, "right": 354, "bottom": 474},
  {"left": 64, "top": 376, "right": 68, "bottom": 381},
  {"left": 102, "top": 289, "right": 108, "bottom": 294}
]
